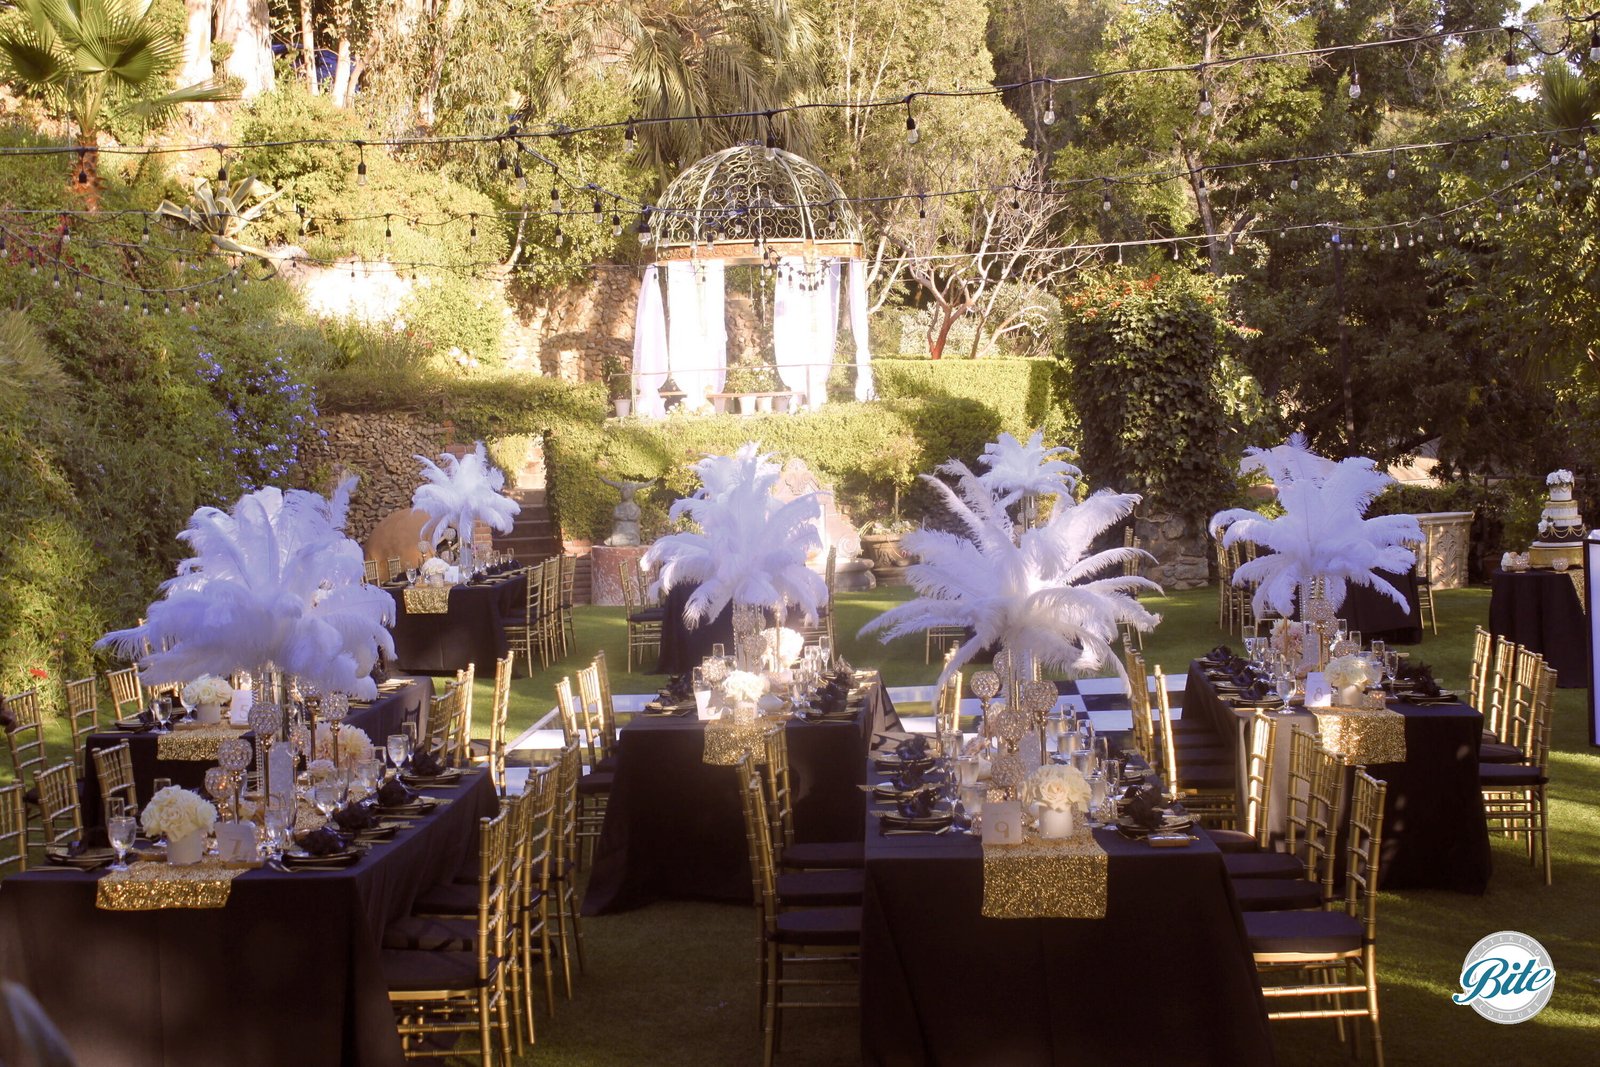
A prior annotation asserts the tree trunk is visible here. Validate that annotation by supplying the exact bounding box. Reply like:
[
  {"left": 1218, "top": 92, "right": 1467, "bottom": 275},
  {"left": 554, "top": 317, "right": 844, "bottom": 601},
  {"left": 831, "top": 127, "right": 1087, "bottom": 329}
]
[
  {"left": 179, "top": 0, "right": 213, "bottom": 86},
  {"left": 928, "top": 306, "right": 961, "bottom": 359},
  {"left": 417, "top": 0, "right": 466, "bottom": 128},
  {"left": 215, "top": 0, "right": 274, "bottom": 98},
  {"left": 68, "top": 131, "right": 100, "bottom": 211},
  {"left": 331, "top": 35, "right": 354, "bottom": 106},
  {"left": 300, "top": 0, "right": 318, "bottom": 94}
]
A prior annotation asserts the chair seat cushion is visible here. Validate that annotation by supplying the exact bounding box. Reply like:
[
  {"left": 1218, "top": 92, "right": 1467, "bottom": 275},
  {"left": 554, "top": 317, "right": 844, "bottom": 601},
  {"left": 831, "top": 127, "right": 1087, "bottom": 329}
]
[
  {"left": 413, "top": 880, "right": 478, "bottom": 915},
  {"left": 1244, "top": 909, "right": 1363, "bottom": 955},
  {"left": 577, "top": 771, "right": 614, "bottom": 795},
  {"left": 780, "top": 840, "right": 865, "bottom": 870},
  {"left": 773, "top": 906, "right": 862, "bottom": 947},
  {"left": 1478, "top": 742, "right": 1527, "bottom": 765},
  {"left": 381, "top": 948, "right": 496, "bottom": 992},
  {"left": 1225, "top": 851, "right": 1304, "bottom": 880},
  {"left": 592, "top": 754, "right": 619, "bottom": 774},
  {"left": 383, "top": 915, "right": 477, "bottom": 952},
  {"left": 1479, "top": 762, "right": 1548, "bottom": 787},
  {"left": 1233, "top": 877, "right": 1323, "bottom": 912},
  {"left": 1207, "top": 828, "right": 1260, "bottom": 854},
  {"left": 776, "top": 868, "right": 865, "bottom": 906},
  {"left": 1481, "top": 728, "right": 1498, "bottom": 746}
]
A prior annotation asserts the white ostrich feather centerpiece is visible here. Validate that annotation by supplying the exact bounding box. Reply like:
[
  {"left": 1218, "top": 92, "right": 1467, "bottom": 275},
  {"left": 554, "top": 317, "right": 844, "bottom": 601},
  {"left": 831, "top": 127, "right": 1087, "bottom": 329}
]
[
  {"left": 98, "top": 477, "right": 397, "bottom": 699},
  {"left": 643, "top": 443, "right": 826, "bottom": 626},
  {"left": 977, "top": 430, "right": 1081, "bottom": 506},
  {"left": 1210, "top": 438, "right": 1421, "bottom": 618},
  {"left": 861, "top": 451, "right": 1161, "bottom": 687},
  {"left": 411, "top": 442, "right": 521, "bottom": 551}
]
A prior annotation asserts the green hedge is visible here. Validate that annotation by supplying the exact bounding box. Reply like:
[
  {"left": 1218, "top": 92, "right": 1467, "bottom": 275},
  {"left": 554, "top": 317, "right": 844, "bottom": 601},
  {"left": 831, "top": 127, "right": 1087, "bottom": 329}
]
[{"left": 871, "top": 357, "right": 1072, "bottom": 441}]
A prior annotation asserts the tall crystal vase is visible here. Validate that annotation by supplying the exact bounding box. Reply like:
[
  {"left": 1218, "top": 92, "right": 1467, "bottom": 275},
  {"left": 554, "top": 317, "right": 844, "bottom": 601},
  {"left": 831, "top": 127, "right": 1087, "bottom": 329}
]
[
  {"left": 1302, "top": 576, "right": 1338, "bottom": 671},
  {"left": 732, "top": 602, "right": 766, "bottom": 672}
]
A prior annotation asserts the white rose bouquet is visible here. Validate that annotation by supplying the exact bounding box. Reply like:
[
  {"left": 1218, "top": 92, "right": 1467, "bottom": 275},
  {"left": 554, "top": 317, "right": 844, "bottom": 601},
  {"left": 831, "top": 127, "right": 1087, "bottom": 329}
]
[
  {"left": 1547, "top": 469, "right": 1574, "bottom": 486},
  {"left": 1325, "top": 654, "right": 1377, "bottom": 691},
  {"left": 1022, "top": 764, "right": 1091, "bottom": 813},
  {"left": 307, "top": 758, "right": 339, "bottom": 782},
  {"left": 184, "top": 674, "right": 232, "bottom": 707},
  {"left": 722, "top": 670, "right": 768, "bottom": 705},
  {"left": 141, "top": 786, "right": 218, "bottom": 841},
  {"left": 315, "top": 722, "right": 374, "bottom": 764},
  {"left": 419, "top": 557, "right": 450, "bottom": 582}
]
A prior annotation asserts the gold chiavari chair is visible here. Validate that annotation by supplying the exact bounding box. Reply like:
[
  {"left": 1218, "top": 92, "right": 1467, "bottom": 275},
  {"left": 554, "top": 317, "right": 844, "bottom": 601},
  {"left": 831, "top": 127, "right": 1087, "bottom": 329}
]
[
  {"left": 502, "top": 565, "right": 541, "bottom": 674},
  {"left": 592, "top": 650, "right": 620, "bottom": 744},
  {"left": 470, "top": 654, "right": 514, "bottom": 793},
  {"left": 1246, "top": 770, "right": 1389, "bottom": 1067},
  {"left": 550, "top": 743, "right": 587, "bottom": 991},
  {"left": 33, "top": 762, "right": 82, "bottom": 850},
  {"left": 105, "top": 666, "right": 143, "bottom": 719},
  {"left": 1483, "top": 634, "right": 1518, "bottom": 748},
  {"left": 1208, "top": 711, "right": 1278, "bottom": 854},
  {"left": 364, "top": 558, "right": 381, "bottom": 583},
  {"left": 1230, "top": 739, "right": 1345, "bottom": 910},
  {"left": 1481, "top": 662, "right": 1556, "bottom": 884},
  {"left": 538, "top": 558, "right": 565, "bottom": 663},
  {"left": 0, "top": 782, "right": 27, "bottom": 875},
  {"left": 1407, "top": 530, "right": 1437, "bottom": 634},
  {"left": 424, "top": 685, "right": 458, "bottom": 765},
  {"left": 620, "top": 564, "right": 662, "bottom": 673},
  {"left": 734, "top": 754, "right": 860, "bottom": 1067},
  {"left": 1482, "top": 646, "right": 1544, "bottom": 763},
  {"left": 1467, "top": 626, "right": 1493, "bottom": 718},
  {"left": 520, "top": 765, "right": 560, "bottom": 1029},
  {"left": 450, "top": 664, "right": 477, "bottom": 769},
  {"left": 557, "top": 674, "right": 611, "bottom": 865},
  {"left": 387, "top": 556, "right": 404, "bottom": 583},
  {"left": 558, "top": 555, "right": 578, "bottom": 661},
  {"left": 1224, "top": 727, "right": 1323, "bottom": 882},
  {"left": 65, "top": 677, "right": 101, "bottom": 763},
  {"left": 575, "top": 662, "right": 619, "bottom": 772},
  {"left": 2, "top": 690, "right": 48, "bottom": 787},
  {"left": 92, "top": 741, "right": 139, "bottom": 814},
  {"left": 382, "top": 803, "right": 513, "bottom": 1066},
  {"left": 1152, "top": 666, "right": 1236, "bottom": 828},
  {"left": 758, "top": 722, "right": 864, "bottom": 872}
]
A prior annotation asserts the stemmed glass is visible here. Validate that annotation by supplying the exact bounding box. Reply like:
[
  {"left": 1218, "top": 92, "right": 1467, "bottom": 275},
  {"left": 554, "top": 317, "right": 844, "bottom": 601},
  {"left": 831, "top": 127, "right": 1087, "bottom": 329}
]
[
  {"left": 106, "top": 800, "right": 136, "bottom": 871},
  {"left": 263, "top": 797, "right": 292, "bottom": 860},
  {"left": 1275, "top": 666, "right": 1297, "bottom": 715},
  {"left": 312, "top": 781, "right": 341, "bottom": 824},
  {"left": 387, "top": 733, "right": 409, "bottom": 778},
  {"left": 150, "top": 698, "right": 170, "bottom": 734}
]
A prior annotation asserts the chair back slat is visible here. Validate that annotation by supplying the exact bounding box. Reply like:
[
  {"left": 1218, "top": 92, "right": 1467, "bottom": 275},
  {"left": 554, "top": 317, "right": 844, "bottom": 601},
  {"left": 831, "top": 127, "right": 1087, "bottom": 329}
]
[
  {"left": 574, "top": 664, "right": 609, "bottom": 770},
  {"left": 1243, "top": 711, "right": 1277, "bottom": 845},
  {"left": 0, "top": 782, "right": 28, "bottom": 875},
  {"left": 65, "top": 677, "right": 100, "bottom": 761},
  {"left": 105, "top": 667, "right": 143, "bottom": 717},
  {"left": 1468, "top": 626, "right": 1493, "bottom": 713},
  {"left": 2, "top": 691, "right": 47, "bottom": 786},
  {"left": 759, "top": 724, "right": 795, "bottom": 851},
  {"left": 92, "top": 741, "right": 139, "bottom": 813},
  {"left": 1343, "top": 769, "right": 1389, "bottom": 939},
  {"left": 35, "top": 762, "right": 82, "bottom": 849},
  {"left": 735, "top": 756, "right": 779, "bottom": 918}
]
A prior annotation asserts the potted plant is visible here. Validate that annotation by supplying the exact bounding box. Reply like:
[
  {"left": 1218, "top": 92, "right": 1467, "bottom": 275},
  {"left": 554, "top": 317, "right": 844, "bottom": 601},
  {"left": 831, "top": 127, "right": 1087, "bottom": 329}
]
[
  {"left": 602, "top": 354, "right": 631, "bottom": 417},
  {"left": 723, "top": 362, "right": 781, "bottom": 413}
]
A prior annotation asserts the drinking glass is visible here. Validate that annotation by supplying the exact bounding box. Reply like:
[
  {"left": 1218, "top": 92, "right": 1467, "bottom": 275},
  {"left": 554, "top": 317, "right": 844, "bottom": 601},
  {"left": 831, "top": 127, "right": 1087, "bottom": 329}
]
[
  {"left": 152, "top": 777, "right": 172, "bottom": 796},
  {"left": 401, "top": 722, "right": 418, "bottom": 763},
  {"left": 710, "top": 643, "right": 726, "bottom": 662},
  {"left": 387, "top": 733, "right": 409, "bottom": 775},
  {"left": 150, "top": 699, "right": 169, "bottom": 733},
  {"left": 264, "top": 799, "right": 292, "bottom": 859},
  {"left": 1347, "top": 630, "right": 1362, "bottom": 652},
  {"left": 358, "top": 759, "right": 383, "bottom": 798},
  {"left": 107, "top": 807, "right": 136, "bottom": 871},
  {"left": 312, "top": 782, "right": 341, "bottom": 822},
  {"left": 1275, "top": 670, "right": 1296, "bottom": 715}
]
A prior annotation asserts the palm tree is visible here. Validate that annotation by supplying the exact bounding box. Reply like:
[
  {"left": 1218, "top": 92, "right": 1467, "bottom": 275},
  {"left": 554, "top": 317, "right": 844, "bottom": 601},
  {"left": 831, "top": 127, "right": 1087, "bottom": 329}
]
[
  {"left": 0, "top": 0, "right": 238, "bottom": 208},
  {"left": 534, "top": 0, "right": 822, "bottom": 172}
]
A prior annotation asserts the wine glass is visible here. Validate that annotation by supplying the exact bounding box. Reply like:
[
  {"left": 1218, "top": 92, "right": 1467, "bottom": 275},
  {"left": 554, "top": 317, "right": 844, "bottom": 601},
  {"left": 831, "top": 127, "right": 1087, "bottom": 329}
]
[
  {"left": 312, "top": 781, "right": 341, "bottom": 822},
  {"left": 107, "top": 803, "right": 136, "bottom": 871},
  {"left": 387, "top": 733, "right": 409, "bottom": 776},
  {"left": 264, "top": 798, "right": 292, "bottom": 859},
  {"left": 1275, "top": 669, "right": 1297, "bottom": 715},
  {"left": 150, "top": 698, "right": 169, "bottom": 733}
]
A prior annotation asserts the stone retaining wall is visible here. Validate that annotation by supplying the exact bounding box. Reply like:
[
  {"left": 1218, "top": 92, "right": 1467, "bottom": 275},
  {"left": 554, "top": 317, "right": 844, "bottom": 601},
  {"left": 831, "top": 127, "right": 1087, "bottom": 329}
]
[{"left": 297, "top": 412, "right": 452, "bottom": 543}]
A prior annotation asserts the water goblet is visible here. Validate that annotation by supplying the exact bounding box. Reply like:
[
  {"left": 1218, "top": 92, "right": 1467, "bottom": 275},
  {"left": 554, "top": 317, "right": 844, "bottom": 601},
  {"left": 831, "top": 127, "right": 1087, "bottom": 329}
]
[
  {"left": 401, "top": 722, "right": 418, "bottom": 763},
  {"left": 107, "top": 804, "right": 137, "bottom": 872},
  {"left": 312, "top": 781, "right": 341, "bottom": 823},
  {"left": 264, "top": 798, "right": 292, "bottom": 859},
  {"left": 710, "top": 643, "right": 726, "bottom": 663},
  {"left": 1275, "top": 670, "right": 1297, "bottom": 715},
  {"left": 1347, "top": 630, "right": 1362, "bottom": 652},
  {"left": 387, "top": 733, "right": 409, "bottom": 776},
  {"left": 149, "top": 698, "right": 169, "bottom": 733}
]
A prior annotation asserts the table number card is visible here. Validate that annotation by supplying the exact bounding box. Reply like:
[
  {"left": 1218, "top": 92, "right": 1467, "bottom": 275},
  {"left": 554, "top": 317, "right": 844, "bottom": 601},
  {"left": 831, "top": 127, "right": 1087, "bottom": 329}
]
[
  {"left": 694, "top": 689, "right": 716, "bottom": 721},
  {"left": 1303, "top": 671, "right": 1333, "bottom": 708},
  {"left": 983, "top": 801, "right": 1024, "bottom": 846},
  {"left": 214, "top": 821, "right": 260, "bottom": 863}
]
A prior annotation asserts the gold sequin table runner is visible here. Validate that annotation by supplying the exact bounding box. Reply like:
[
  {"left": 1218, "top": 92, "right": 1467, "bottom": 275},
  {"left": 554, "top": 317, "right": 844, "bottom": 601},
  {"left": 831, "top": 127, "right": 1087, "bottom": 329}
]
[
  {"left": 157, "top": 722, "right": 251, "bottom": 761},
  {"left": 1569, "top": 570, "right": 1587, "bottom": 612},
  {"left": 96, "top": 856, "right": 250, "bottom": 911},
  {"left": 1313, "top": 706, "right": 1407, "bottom": 766},
  {"left": 981, "top": 831, "right": 1108, "bottom": 919},
  {"left": 702, "top": 716, "right": 776, "bottom": 766},
  {"left": 402, "top": 585, "right": 453, "bottom": 614}
]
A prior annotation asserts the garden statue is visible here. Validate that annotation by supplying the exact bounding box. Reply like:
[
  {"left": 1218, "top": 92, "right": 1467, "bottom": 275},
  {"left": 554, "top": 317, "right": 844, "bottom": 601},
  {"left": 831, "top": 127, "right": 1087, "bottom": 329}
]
[{"left": 601, "top": 476, "right": 655, "bottom": 546}]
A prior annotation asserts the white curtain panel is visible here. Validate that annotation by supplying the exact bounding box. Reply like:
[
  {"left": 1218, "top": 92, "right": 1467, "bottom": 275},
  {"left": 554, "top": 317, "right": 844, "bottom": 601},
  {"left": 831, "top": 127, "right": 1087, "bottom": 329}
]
[
  {"left": 701, "top": 259, "right": 728, "bottom": 395},
  {"left": 848, "top": 259, "right": 875, "bottom": 401},
  {"left": 805, "top": 262, "right": 841, "bottom": 410},
  {"left": 772, "top": 257, "right": 808, "bottom": 397},
  {"left": 632, "top": 265, "right": 669, "bottom": 417}
]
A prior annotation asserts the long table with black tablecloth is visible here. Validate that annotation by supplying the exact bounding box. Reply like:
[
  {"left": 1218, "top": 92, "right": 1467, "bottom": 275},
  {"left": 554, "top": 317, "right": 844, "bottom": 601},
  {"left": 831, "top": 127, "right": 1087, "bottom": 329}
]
[
  {"left": 652, "top": 583, "right": 811, "bottom": 676},
  {"left": 582, "top": 683, "right": 896, "bottom": 915},
  {"left": 0, "top": 769, "right": 498, "bottom": 1067},
  {"left": 860, "top": 772, "right": 1275, "bottom": 1065},
  {"left": 385, "top": 570, "right": 526, "bottom": 675},
  {"left": 79, "top": 677, "right": 429, "bottom": 827},
  {"left": 1184, "top": 662, "right": 1490, "bottom": 893},
  {"left": 1489, "top": 568, "right": 1590, "bottom": 688}
]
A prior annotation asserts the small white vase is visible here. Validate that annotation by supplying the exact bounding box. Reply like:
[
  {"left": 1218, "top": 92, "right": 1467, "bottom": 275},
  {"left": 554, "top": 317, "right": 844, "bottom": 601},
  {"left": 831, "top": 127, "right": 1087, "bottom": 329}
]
[
  {"left": 166, "top": 831, "right": 207, "bottom": 866},
  {"left": 1038, "top": 806, "right": 1076, "bottom": 839},
  {"left": 1337, "top": 684, "right": 1363, "bottom": 707},
  {"left": 194, "top": 702, "right": 223, "bottom": 725}
]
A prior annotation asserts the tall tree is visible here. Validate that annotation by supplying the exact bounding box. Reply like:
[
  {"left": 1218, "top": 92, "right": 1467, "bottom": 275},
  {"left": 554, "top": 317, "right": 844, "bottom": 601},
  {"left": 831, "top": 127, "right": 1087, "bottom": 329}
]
[{"left": 215, "top": 0, "right": 274, "bottom": 97}]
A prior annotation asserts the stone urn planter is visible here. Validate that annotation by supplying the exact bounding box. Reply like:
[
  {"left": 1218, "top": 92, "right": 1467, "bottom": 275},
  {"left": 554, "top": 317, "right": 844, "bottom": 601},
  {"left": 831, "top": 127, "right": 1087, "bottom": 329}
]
[{"left": 860, "top": 532, "right": 912, "bottom": 586}]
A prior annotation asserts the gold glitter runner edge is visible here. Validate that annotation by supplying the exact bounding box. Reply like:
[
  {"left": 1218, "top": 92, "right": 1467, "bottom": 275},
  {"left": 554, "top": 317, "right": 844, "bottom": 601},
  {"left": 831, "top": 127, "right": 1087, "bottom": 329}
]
[
  {"left": 156, "top": 722, "right": 251, "bottom": 762},
  {"left": 1569, "top": 570, "right": 1587, "bottom": 613},
  {"left": 981, "top": 830, "right": 1108, "bottom": 920},
  {"left": 1313, "top": 706, "right": 1407, "bottom": 766},
  {"left": 96, "top": 856, "right": 248, "bottom": 911},
  {"left": 403, "top": 586, "right": 453, "bottom": 614},
  {"left": 702, "top": 717, "right": 776, "bottom": 767}
]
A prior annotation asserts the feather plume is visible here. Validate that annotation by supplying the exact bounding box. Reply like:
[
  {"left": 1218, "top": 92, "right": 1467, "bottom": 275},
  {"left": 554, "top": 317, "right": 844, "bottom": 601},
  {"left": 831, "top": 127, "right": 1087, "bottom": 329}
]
[
  {"left": 861, "top": 453, "right": 1162, "bottom": 688},
  {"left": 976, "top": 430, "right": 1081, "bottom": 506},
  {"left": 643, "top": 443, "right": 827, "bottom": 626},
  {"left": 411, "top": 442, "right": 521, "bottom": 546},
  {"left": 1213, "top": 441, "right": 1421, "bottom": 618},
  {"left": 98, "top": 480, "right": 395, "bottom": 699}
]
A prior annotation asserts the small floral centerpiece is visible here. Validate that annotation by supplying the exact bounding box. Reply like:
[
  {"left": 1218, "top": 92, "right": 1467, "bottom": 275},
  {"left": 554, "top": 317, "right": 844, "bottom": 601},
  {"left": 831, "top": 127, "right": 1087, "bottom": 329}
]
[
  {"left": 722, "top": 669, "right": 768, "bottom": 721},
  {"left": 142, "top": 786, "right": 218, "bottom": 864},
  {"left": 184, "top": 674, "right": 233, "bottom": 724},
  {"left": 1547, "top": 469, "right": 1575, "bottom": 487},
  {"left": 1325, "top": 653, "right": 1378, "bottom": 705},
  {"left": 307, "top": 758, "right": 339, "bottom": 783},
  {"left": 419, "top": 557, "right": 452, "bottom": 585},
  {"left": 1022, "top": 764, "right": 1091, "bottom": 838}
]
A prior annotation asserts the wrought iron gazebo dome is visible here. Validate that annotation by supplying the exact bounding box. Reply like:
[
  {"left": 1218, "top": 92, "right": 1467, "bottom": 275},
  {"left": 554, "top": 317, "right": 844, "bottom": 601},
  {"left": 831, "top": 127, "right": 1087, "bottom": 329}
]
[{"left": 651, "top": 145, "right": 863, "bottom": 264}]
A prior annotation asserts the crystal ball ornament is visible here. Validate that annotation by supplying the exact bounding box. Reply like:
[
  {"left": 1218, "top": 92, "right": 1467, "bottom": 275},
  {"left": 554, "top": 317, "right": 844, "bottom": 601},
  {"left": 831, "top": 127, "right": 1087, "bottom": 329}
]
[
  {"left": 1020, "top": 680, "right": 1058, "bottom": 722},
  {"left": 970, "top": 671, "right": 1001, "bottom": 702},
  {"left": 217, "top": 738, "right": 253, "bottom": 774},
  {"left": 248, "top": 706, "right": 281, "bottom": 740},
  {"left": 323, "top": 692, "right": 350, "bottom": 722},
  {"left": 989, "top": 703, "right": 1029, "bottom": 742}
]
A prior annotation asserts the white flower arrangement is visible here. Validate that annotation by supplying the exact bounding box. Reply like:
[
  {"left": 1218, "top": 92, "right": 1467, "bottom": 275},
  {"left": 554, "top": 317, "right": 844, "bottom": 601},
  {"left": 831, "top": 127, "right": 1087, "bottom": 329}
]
[
  {"left": 1022, "top": 764, "right": 1092, "bottom": 813},
  {"left": 419, "top": 557, "right": 450, "bottom": 581},
  {"left": 184, "top": 674, "right": 232, "bottom": 707},
  {"left": 141, "top": 786, "right": 218, "bottom": 841},
  {"left": 760, "top": 627, "right": 804, "bottom": 670},
  {"left": 1325, "top": 654, "right": 1378, "bottom": 691},
  {"left": 315, "top": 723, "right": 374, "bottom": 764},
  {"left": 722, "top": 670, "right": 769, "bottom": 705},
  {"left": 1547, "top": 469, "right": 1574, "bottom": 486},
  {"left": 307, "top": 758, "right": 339, "bottom": 782}
]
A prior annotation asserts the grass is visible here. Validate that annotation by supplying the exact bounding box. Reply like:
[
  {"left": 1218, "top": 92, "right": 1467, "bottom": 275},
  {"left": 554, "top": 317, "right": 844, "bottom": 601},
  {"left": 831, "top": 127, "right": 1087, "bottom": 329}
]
[{"left": 485, "top": 584, "right": 1599, "bottom": 1066}]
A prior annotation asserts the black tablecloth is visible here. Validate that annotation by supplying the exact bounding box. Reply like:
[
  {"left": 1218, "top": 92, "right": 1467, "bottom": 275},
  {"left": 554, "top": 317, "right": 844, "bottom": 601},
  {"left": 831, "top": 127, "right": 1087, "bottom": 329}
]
[
  {"left": 0, "top": 771, "right": 498, "bottom": 1067},
  {"left": 79, "top": 678, "right": 429, "bottom": 826},
  {"left": 582, "top": 684, "right": 895, "bottom": 915},
  {"left": 1185, "top": 663, "right": 1490, "bottom": 893},
  {"left": 1489, "top": 569, "right": 1590, "bottom": 687},
  {"left": 861, "top": 792, "right": 1274, "bottom": 1065},
  {"left": 652, "top": 583, "right": 811, "bottom": 675},
  {"left": 386, "top": 573, "right": 526, "bottom": 675},
  {"left": 1333, "top": 568, "right": 1422, "bottom": 645}
]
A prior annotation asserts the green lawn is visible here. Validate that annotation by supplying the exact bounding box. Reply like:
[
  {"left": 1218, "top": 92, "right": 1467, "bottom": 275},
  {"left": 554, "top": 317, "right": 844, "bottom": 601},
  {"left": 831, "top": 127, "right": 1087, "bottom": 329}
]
[{"left": 487, "top": 584, "right": 1599, "bottom": 1066}]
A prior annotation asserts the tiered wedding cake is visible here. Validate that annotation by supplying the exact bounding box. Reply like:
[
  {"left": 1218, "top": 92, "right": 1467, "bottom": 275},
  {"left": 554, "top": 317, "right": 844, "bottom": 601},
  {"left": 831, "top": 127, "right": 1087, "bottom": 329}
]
[{"left": 1529, "top": 469, "right": 1585, "bottom": 569}]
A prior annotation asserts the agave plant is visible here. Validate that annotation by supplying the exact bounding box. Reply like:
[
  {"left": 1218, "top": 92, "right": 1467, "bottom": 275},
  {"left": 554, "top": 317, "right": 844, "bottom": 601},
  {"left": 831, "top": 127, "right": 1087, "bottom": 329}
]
[
  {"left": 861, "top": 459, "right": 1161, "bottom": 686},
  {"left": 0, "top": 0, "right": 237, "bottom": 207},
  {"left": 1211, "top": 440, "right": 1421, "bottom": 619},
  {"left": 155, "top": 175, "right": 282, "bottom": 266},
  {"left": 99, "top": 477, "right": 397, "bottom": 699}
]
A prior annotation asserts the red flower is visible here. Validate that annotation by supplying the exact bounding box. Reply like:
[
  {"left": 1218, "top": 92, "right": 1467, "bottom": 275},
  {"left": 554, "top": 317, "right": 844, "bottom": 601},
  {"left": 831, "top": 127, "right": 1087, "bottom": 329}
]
[{"left": 28, "top": 667, "right": 48, "bottom": 679}]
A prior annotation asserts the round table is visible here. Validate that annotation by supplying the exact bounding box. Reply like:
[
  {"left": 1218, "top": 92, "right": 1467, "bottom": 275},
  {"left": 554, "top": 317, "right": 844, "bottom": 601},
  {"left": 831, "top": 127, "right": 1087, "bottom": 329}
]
[{"left": 1489, "top": 568, "right": 1589, "bottom": 687}]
